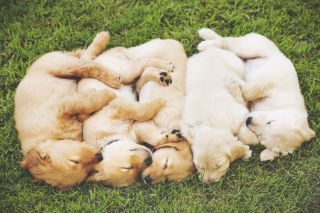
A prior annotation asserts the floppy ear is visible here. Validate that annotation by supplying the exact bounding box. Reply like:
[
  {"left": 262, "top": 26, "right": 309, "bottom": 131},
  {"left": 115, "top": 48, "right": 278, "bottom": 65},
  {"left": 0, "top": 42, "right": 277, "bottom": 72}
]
[
  {"left": 20, "top": 150, "right": 50, "bottom": 169},
  {"left": 156, "top": 141, "right": 189, "bottom": 152},
  {"left": 227, "top": 140, "right": 252, "bottom": 162},
  {"left": 299, "top": 127, "right": 315, "bottom": 141}
]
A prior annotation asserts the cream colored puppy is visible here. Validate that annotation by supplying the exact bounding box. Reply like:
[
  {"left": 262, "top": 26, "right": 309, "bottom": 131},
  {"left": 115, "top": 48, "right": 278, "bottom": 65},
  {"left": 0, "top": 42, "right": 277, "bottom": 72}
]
[
  {"left": 125, "top": 39, "right": 192, "bottom": 184},
  {"left": 141, "top": 141, "right": 195, "bottom": 185},
  {"left": 14, "top": 32, "right": 121, "bottom": 188},
  {"left": 198, "top": 28, "right": 315, "bottom": 161},
  {"left": 79, "top": 34, "right": 177, "bottom": 187},
  {"left": 132, "top": 39, "right": 188, "bottom": 147},
  {"left": 182, "top": 45, "right": 252, "bottom": 184}
]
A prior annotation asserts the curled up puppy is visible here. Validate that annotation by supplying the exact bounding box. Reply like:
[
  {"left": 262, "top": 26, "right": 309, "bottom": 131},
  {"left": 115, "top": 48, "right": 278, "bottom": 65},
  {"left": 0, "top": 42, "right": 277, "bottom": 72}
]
[
  {"left": 79, "top": 33, "right": 179, "bottom": 187},
  {"left": 198, "top": 28, "right": 315, "bottom": 161},
  {"left": 122, "top": 39, "right": 195, "bottom": 184},
  {"left": 182, "top": 37, "right": 253, "bottom": 184},
  {"left": 14, "top": 32, "right": 121, "bottom": 188}
]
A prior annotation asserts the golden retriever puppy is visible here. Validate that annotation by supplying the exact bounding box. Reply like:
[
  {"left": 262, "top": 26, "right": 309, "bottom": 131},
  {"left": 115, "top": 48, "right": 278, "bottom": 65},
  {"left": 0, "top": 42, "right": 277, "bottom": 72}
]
[
  {"left": 182, "top": 45, "right": 252, "bottom": 184},
  {"left": 124, "top": 39, "right": 193, "bottom": 184},
  {"left": 79, "top": 79, "right": 165, "bottom": 187},
  {"left": 78, "top": 35, "right": 176, "bottom": 187},
  {"left": 197, "top": 28, "right": 315, "bottom": 161},
  {"left": 141, "top": 141, "right": 195, "bottom": 185},
  {"left": 132, "top": 39, "right": 188, "bottom": 146},
  {"left": 14, "top": 32, "right": 120, "bottom": 188}
]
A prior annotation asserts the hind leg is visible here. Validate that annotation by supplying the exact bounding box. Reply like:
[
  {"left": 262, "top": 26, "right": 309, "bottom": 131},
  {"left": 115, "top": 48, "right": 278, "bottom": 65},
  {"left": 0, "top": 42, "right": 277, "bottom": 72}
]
[
  {"left": 135, "top": 67, "right": 173, "bottom": 93},
  {"left": 198, "top": 33, "right": 279, "bottom": 59},
  {"left": 81, "top": 31, "right": 110, "bottom": 60}
]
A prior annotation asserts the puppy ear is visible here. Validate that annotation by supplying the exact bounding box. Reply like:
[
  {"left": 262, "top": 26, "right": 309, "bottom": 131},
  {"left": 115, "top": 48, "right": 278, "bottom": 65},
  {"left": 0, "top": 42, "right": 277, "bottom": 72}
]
[
  {"left": 227, "top": 140, "right": 252, "bottom": 162},
  {"left": 20, "top": 150, "right": 50, "bottom": 169},
  {"left": 299, "top": 127, "right": 315, "bottom": 141},
  {"left": 20, "top": 160, "right": 29, "bottom": 169},
  {"left": 156, "top": 141, "right": 189, "bottom": 152}
]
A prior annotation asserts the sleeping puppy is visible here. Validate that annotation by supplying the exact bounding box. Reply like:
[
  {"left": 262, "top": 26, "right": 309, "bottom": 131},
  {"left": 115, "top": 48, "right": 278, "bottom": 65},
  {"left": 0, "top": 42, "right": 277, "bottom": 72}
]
[
  {"left": 124, "top": 39, "right": 193, "bottom": 184},
  {"left": 182, "top": 43, "right": 252, "bottom": 184},
  {"left": 14, "top": 32, "right": 121, "bottom": 188},
  {"left": 79, "top": 34, "right": 175, "bottom": 187},
  {"left": 79, "top": 79, "right": 164, "bottom": 187},
  {"left": 132, "top": 39, "right": 188, "bottom": 147},
  {"left": 141, "top": 141, "right": 195, "bottom": 185},
  {"left": 197, "top": 29, "right": 315, "bottom": 161}
]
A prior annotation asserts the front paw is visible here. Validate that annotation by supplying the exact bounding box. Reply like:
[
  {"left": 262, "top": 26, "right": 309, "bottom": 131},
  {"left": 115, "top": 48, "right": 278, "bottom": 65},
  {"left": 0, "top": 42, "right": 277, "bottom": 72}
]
[
  {"left": 158, "top": 60, "right": 175, "bottom": 72},
  {"left": 159, "top": 72, "right": 172, "bottom": 86},
  {"left": 260, "top": 149, "right": 276, "bottom": 161},
  {"left": 167, "top": 129, "right": 184, "bottom": 142},
  {"left": 243, "top": 145, "right": 252, "bottom": 160},
  {"left": 94, "top": 31, "right": 110, "bottom": 45},
  {"left": 107, "top": 75, "right": 123, "bottom": 89}
]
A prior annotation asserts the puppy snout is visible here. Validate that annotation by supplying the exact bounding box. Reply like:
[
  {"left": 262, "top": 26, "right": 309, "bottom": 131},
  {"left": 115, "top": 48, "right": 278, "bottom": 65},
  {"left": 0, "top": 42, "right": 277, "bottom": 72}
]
[
  {"left": 144, "top": 156, "right": 153, "bottom": 166},
  {"left": 246, "top": 117, "right": 253, "bottom": 127},
  {"left": 143, "top": 175, "right": 153, "bottom": 185},
  {"left": 95, "top": 153, "right": 103, "bottom": 162},
  {"left": 203, "top": 177, "right": 216, "bottom": 184}
]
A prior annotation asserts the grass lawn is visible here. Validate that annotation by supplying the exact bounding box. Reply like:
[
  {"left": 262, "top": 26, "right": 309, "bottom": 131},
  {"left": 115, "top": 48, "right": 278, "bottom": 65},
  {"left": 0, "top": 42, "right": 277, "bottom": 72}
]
[{"left": 0, "top": 0, "right": 319, "bottom": 212}]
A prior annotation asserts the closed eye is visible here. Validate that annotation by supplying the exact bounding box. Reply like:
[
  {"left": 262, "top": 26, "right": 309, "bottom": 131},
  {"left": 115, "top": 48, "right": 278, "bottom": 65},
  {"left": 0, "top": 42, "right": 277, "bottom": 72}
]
[
  {"left": 70, "top": 159, "right": 80, "bottom": 164},
  {"left": 121, "top": 166, "right": 132, "bottom": 170},
  {"left": 266, "top": 120, "right": 276, "bottom": 125},
  {"left": 163, "top": 158, "right": 168, "bottom": 169}
]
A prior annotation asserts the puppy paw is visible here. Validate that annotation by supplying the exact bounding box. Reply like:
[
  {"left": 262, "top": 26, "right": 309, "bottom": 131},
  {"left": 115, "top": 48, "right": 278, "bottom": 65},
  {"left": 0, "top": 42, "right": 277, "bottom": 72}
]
[
  {"left": 158, "top": 60, "right": 175, "bottom": 72},
  {"left": 260, "top": 149, "right": 276, "bottom": 161},
  {"left": 106, "top": 74, "right": 122, "bottom": 89},
  {"left": 159, "top": 72, "right": 173, "bottom": 86},
  {"left": 167, "top": 129, "right": 184, "bottom": 142},
  {"left": 243, "top": 145, "right": 252, "bottom": 160},
  {"left": 94, "top": 31, "right": 110, "bottom": 45}
]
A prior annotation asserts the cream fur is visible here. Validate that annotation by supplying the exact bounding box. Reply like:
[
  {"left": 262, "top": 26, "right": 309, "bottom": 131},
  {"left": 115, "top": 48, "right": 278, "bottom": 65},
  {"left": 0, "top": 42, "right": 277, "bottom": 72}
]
[
  {"left": 182, "top": 46, "right": 252, "bottom": 184},
  {"left": 79, "top": 35, "right": 183, "bottom": 187},
  {"left": 198, "top": 28, "right": 315, "bottom": 161},
  {"left": 14, "top": 32, "right": 120, "bottom": 188}
]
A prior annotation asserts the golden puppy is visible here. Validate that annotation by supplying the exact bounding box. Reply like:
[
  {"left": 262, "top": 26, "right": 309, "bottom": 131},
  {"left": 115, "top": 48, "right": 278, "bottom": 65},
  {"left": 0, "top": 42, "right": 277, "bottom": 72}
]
[
  {"left": 132, "top": 39, "right": 188, "bottom": 146},
  {"left": 141, "top": 141, "right": 195, "bottom": 185},
  {"left": 78, "top": 34, "right": 174, "bottom": 187},
  {"left": 15, "top": 32, "right": 120, "bottom": 188}
]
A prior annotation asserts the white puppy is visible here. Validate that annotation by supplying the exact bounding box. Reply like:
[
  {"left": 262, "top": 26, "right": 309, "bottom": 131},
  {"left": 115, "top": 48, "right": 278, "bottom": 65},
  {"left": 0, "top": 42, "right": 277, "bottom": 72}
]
[
  {"left": 182, "top": 42, "right": 252, "bottom": 184},
  {"left": 198, "top": 28, "right": 315, "bottom": 161}
]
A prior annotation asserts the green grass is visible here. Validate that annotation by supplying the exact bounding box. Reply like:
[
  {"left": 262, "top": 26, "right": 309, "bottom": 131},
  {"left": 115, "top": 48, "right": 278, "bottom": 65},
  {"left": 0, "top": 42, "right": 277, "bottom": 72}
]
[{"left": 0, "top": 0, "right": 319, "bottom": 212}]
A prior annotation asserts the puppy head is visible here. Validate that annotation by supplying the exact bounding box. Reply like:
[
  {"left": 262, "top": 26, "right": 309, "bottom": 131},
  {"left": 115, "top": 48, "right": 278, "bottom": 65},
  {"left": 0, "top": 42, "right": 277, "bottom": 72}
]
[
  {"left": 87, "top": 139, "right": 152, "bottom": 187},
  {"left": 21, "top": 140, "right": 102, "bottom": 189},
  {"left": 141, "top": 141, "right": 195, "bottom": 185},
  {"left": 191, "top": 127, "right": 251, "bottom": 184},
  {"left": 246, "top": 110, "right": 315, "bottom": 152}
]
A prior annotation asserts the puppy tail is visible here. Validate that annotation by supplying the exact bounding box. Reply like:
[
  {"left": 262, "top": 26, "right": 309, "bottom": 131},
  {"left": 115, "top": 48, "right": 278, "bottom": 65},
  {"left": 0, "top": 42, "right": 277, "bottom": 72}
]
[{"left": 198, "top": 28, "right": 222, "bottom": 40}]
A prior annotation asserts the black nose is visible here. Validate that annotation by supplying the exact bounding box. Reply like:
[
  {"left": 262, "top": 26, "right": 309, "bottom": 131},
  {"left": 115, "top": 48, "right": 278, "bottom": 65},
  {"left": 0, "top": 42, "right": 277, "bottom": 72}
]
[
  {"left": 95, "top": 153, "right": 103, "bottom": 162},
  {"left": 144, "top": 156, "right": 153, "bottom": 166},
  {"left": 144, "top": 175, "right": 152, "bottom": 185},
  {"left": 246, "top": 117, "right": 253, "bottom": 127}
]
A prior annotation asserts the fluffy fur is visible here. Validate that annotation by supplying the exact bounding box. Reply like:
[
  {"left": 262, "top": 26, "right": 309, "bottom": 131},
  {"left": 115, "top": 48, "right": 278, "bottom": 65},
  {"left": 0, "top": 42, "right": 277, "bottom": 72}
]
[
  {"left": 14, "top": 32, "right": 121, "bottom": 188},
  {"left": 132, "top": 39, "right": 188, "bottom": 147},
  {"left": 198, "top": 28, "right": 315, "bottom": 161},
  {"left": 182, "top": 43, "right": 252, "bottom": 184},
  {"left": 79, "top": 34, "right": 179, "bottom": 187},
  {"left": 141, "top": 141, "right": 195, "bottom": 184}
]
